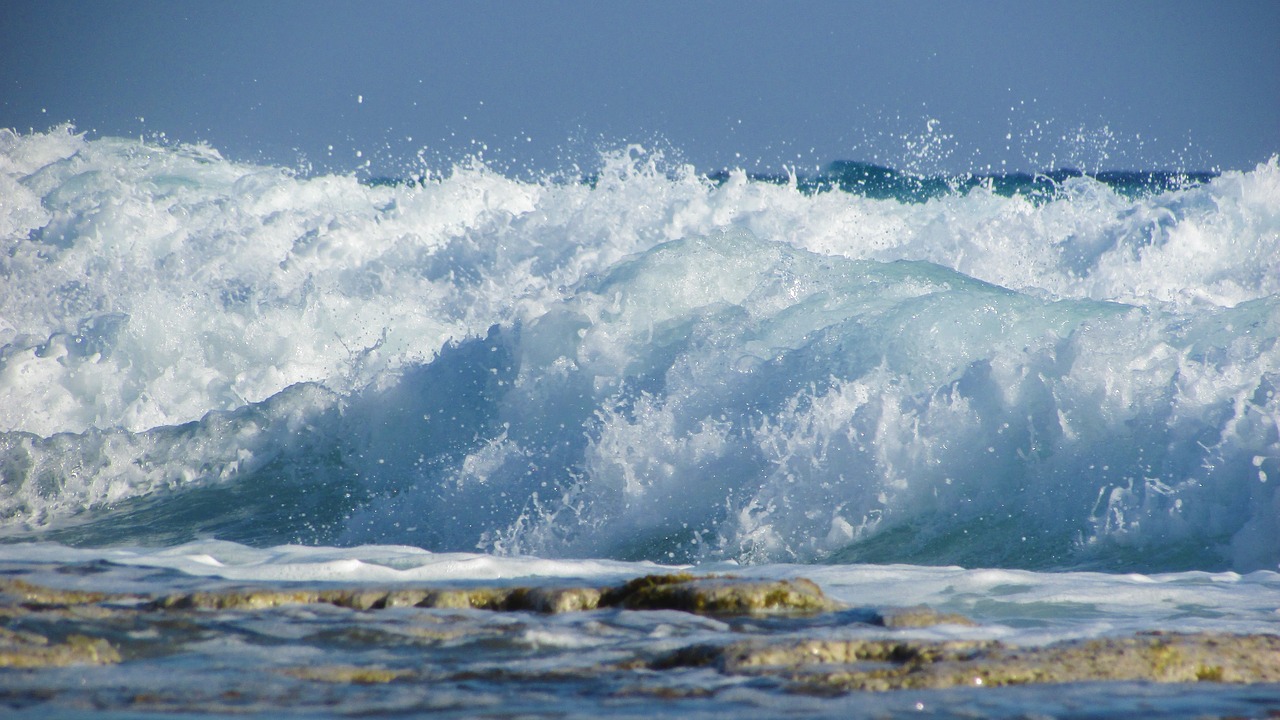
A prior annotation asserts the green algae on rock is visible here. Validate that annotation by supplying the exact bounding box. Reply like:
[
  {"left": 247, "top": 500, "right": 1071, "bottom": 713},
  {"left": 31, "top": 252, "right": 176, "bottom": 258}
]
[
  {"left": 0, "top": 628, "right": 120, "bottom": 668},
  {"left": 149, "top": 574, "right": 839, "bottom": 616},
  {"left": 599, "top": 574, "right": 841, "bottom": 614},
  {"left": 2, "top": 572, "right": 1280, "bottom": 698},
  {"left": 653, "top": 632, "right": 1280, "bottom": 691},
  {"left": 278, "top": 665, "right": 415, "bottom": 684},
  {"left": 0, "top": 577, "right": 125, "bottom": 608},
  {"left": 150, "top": 583, "right": 608, "bottom": 614},
  {"left": 874, "top": 604, "right": 979, "bottom": 628}
]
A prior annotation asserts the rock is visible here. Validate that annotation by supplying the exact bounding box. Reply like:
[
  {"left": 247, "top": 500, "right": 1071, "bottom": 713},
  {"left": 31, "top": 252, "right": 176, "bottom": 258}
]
[
  {"left": 969, "top": 632, "right": 1280, "bottom": 686},
  {"left": 156, "top": 589, "right": 324, "bottom": 611},
  {"left": 411, "top": 585, "right": 604, "bottom": 612},
  {"left": 381, "top": 589, "right": 431, "bottom": 608},
  {"left": 0, "top": 626, "right": 49, "bottom": 648},
  {"left": 0, "top": 630, "right": 120, "bottom": 668},
  {"left": 147, "top": 574, "right": 837, "bottom": 616},
  {"left": 651, "top": 637, "right": 993, "bottom": 677},
  {"left": 0, "top": 577, "right": 118, "bottom": 607},
  {"left": 278, "top": 665, "right": 414, "bottom": 684},
  {"left": 598, "top": 574, "right": 842, "bottom": 615},
  {"left": 318, "top": 588, "right": 398, "bottom": 610},
  {"left": 2, "top": 575, "right": 1278, "bottom": 694},
  {"left": 876, "top": 605, "right": 978, "bottom": 628},
  {"left": 652, "top": 632, "right": 1280, "bottom": 691},
  {"left": 505, "top": 586, "right": 603, "bottom": 613}
]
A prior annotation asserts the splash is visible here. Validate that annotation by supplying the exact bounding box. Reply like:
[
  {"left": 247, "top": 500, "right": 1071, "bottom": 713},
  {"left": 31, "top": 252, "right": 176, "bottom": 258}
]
[{"left": 2, "top": 127, "right": 1278, "bottom": 571}]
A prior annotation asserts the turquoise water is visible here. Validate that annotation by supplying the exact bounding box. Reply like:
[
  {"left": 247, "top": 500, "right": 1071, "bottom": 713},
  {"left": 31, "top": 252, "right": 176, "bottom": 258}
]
[
  {"left": 1, "top": 127, "right": 1279, "bottom": 716},
  {"left": 3, "top": 128, "right": 1277, "bottom": 573}
]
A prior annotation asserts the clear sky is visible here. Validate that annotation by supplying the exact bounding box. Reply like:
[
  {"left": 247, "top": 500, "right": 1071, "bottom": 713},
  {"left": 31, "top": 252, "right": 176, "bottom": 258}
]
[{"left": 2, "top": 0, "right": 1277, "bottom": 177}]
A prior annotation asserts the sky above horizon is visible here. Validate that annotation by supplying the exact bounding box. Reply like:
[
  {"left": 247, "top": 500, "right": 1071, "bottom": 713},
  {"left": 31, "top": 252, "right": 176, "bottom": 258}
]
[{"left": 2, "top": 1, "right": 1277, "bottom": 177}]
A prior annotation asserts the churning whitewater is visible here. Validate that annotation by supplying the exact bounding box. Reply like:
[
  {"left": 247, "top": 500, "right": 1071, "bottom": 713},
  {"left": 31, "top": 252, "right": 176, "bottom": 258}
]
[{"left": 2, "top": 126, "right": 1278, "bottom": 572}]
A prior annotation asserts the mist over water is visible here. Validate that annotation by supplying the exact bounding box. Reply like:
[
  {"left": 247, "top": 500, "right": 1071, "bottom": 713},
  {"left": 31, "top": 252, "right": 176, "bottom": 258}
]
[{"left": 2, "top": 126, "right": 1278, "bottom": 572}]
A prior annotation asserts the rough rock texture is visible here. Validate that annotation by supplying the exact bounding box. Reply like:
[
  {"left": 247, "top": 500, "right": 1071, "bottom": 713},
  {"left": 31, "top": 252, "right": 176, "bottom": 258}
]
[
  {"left": 0, "top": 577, "right": 122, "bottom": 607},
  {"left": 149, "top": 574, "right": 838, "bottom": 616},
  {"left": 278, "top": 665, "right": 415, "bottom": 684},
  {"left": 5, "top": 573, "right": 1279, "bottom": 692},
  {"left": 875, "top": 604, "right": 978, "bottom": 628},
  {"left": 0, "top": 628, "right": 120, "bottom": 668},
  {"left": 599, "top": 574, "right": 841, "bottom": 615},
  {"left": 654, "top": 633, "right": 1280, "bottom": 691}
]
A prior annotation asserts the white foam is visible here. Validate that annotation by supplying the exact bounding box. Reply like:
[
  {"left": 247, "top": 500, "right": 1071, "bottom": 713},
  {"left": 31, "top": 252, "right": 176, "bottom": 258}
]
[
  {"left": 0, "top": 540, "right": 672, "bottom": 583},
  {"left": 5, "top": 131, "right": 1276, "bottom": 439},
  {"left": 1, "top": 540, "right": 1276, "bottom": 646},
  {"left": 2, "top": 129, "right": 1278, "bottom": 571}
]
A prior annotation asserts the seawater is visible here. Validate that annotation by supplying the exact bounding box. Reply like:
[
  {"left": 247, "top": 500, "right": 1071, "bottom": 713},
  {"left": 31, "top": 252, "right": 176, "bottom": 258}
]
[
  {"left": 2, "top": 125, "right": 1280, "bottom": 717},
  {"left": 0, "top": 542, "right": 1278, "bottom": 719},
  {"left": 3, "top": 126, "right": 1278, "bottom": 573}
]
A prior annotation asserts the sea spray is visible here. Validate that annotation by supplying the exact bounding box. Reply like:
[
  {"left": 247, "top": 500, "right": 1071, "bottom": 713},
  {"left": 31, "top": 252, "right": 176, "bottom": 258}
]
[{"left": 2, "top": 127, "right": 1278, "bottom": 571}]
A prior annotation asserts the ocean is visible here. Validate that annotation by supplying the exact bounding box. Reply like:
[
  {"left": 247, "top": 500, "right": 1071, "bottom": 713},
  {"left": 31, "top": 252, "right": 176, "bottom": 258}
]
[{"left": 1, "top": 125, "right": 1278, "bottom": 717}]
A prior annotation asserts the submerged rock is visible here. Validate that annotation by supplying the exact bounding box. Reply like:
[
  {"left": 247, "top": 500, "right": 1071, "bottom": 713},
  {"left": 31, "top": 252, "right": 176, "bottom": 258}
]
[
  {"left": 0, "top": 628, "right": 120, "bottom": 668},
  {"left": 0, "top": 577, "right": 121, "bottom": 607},
  {"left": 874, "top": 605, "right": 978, "bottom": 628},
  {"left": 2, "top": 574, "right": 1278, "bottom": 694},
  {"left": 278, "top": 665, "right": 415, "bottom": 684},
  {"left": 654, "top": 632, "right": 1280, "bottom": 691}
]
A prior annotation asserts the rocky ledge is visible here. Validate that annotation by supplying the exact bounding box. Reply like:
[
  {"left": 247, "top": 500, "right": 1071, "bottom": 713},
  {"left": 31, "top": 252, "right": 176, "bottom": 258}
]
[
  {"left": 653, "top": 632, "right": 1280, "bottom": 692},
  {"left": 2, "top": 572, "right": 842, "bottom": 616},
  {"left": 2, "top": 573, "right": 1278, "bottom": 693}
]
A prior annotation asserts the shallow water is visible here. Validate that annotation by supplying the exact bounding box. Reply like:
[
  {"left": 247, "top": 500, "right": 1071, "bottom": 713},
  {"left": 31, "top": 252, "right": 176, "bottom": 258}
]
[{"left": 1, "top": 542, "right": 1279, "bottom": 718}]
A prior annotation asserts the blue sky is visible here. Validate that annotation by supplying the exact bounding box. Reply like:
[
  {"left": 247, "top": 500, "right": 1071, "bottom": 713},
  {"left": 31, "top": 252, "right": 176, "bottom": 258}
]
[{"left": 2, "top": 1, "right": 1277, "bottom": 176}]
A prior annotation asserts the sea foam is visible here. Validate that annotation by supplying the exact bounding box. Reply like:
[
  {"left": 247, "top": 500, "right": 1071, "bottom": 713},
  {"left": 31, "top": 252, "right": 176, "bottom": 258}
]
[{"left": 2, "top": 127, "right": 1277, "bottom": 572}]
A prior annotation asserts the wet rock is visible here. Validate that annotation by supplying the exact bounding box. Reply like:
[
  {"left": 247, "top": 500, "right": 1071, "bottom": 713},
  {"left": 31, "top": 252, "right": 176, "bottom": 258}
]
[
  {"left": 504, "top": 586, "right": 603, "bottom": 613},
  {"left": 150, "top": 584, "right": 605, "bottom": 614},
  {"left": 973, "top": 632, "right": 1280, "bottom": 686},
  {"left": 599, "top": 574, "right": 842, "bottom": 615},
  {"left": 148, "top": 574, "right": 836, "bottom": 616},
  {"left": 408, "top": 585, "right": 604, "bottom": 612},
  {"left": 0, "top": 630, "right": 120, "bottom": 668},
  {"left": 318, "top": 588, "right": 399, "bottom": 610},
  {"left": 155, "top": 589, "right": 324, "bottom": 611},
  {"left": 649, "top": 637, "right": 993, "bottom": 675},
  {"left": 2, "top": 574, "right": 1279, "bottom": 695},
  {"left": 654, "top": 632, "right": 1280, "bottom": 691},
  {"left": 381, "top": 589, "right": 431, "bottom": 608},
  {"left": 156, "top": 587, "right": 438, "bottom": 612},
  {"left": 278, "top": 665, "right": 414, "bottom": 684},
  {"left": 875, "top": 605, "right": 978, "bottom": 628},
  {"left": 0, "top": 577, "right": 119, "bottom": 607},
  {"left": 0, "top": 626, "right": 49, "bottom": 648}
]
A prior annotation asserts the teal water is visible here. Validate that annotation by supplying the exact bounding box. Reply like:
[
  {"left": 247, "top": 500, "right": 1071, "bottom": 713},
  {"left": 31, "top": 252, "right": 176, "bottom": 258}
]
[
  {"left": 2, "top": 127, "right": 1279, "bottom": 717},
  {"left": 2, "top": 128, "right": 1278, "bottom": 573}
]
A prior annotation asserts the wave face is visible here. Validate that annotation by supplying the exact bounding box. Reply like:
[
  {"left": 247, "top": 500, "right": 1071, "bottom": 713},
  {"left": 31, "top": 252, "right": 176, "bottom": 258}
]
[{"left": 2, "top": 127, "right": 1278, "bottom": 572}]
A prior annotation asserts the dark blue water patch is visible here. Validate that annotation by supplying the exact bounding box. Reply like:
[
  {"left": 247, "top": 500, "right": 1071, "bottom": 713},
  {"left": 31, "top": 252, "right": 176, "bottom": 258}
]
[
  {"left": 705, "top": 162, "right": 1219, "bottom": 203},
  {"left": 364, "top": 159, "right": 1218, "bottom": 203}
]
